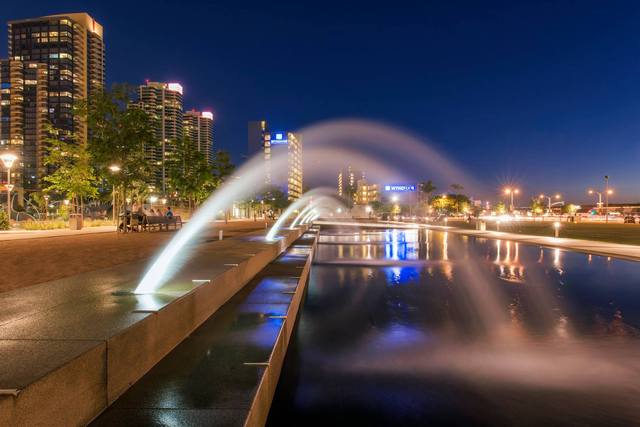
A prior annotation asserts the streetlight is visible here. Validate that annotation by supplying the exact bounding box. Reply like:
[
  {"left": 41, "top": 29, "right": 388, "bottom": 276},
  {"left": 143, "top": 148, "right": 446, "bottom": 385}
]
[
  {"left": 108, "top": 165, "right": 121, "bottom": 225},
  {"left": 504, "top": 187, "right": 519, "bottom": 212},
  {"left": 539, "top": 193, "right": 561, "bottom": 214},
  {"left": 588, "top": 187, "right": 613, "bottom": 219},
  {"left": 1, "top": 152, "right": 18, "bottom": 221},
  {"left": 604, "top": 175, "right": 610, "bottom": 223},
  {"left": 553, "top": 221, "right": 561, "bottom": 238}
]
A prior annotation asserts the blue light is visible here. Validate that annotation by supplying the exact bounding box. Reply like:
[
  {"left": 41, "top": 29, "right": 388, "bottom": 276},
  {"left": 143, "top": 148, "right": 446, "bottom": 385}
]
[{"left": 384, "top": 184, "right": 416, "bottom": 192}]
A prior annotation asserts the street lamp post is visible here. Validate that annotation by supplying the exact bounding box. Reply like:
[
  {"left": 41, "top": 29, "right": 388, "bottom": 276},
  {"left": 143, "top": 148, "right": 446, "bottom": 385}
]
[
  {"left": 604, "top": 175, "right": 609, "bottom": 224},
  {"left": 588, "top": 187, "right": 613, "bottom": 220},
  {"left": 108, "top": 165, "right": 121, "bottom": 225},
  {"left": 504, "top": 188, "right": 519, "bottom": 212},
  {"left": 539, "top": 193, "right": 561, "bottom": 215},
  {"left": 1, "top": 153, "right": 18, "bottom": 221}
]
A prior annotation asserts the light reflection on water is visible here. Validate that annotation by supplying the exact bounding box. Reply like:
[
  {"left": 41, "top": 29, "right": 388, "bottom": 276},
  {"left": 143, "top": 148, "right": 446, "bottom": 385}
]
[{"left": 269, "top": 228, "right": 640, "bottom": 427}]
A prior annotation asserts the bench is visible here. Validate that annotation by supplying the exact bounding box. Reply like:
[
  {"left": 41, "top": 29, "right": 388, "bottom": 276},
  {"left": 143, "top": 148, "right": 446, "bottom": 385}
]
[{"left": 142, "top": 215, "right": 183, "bottom": 231}]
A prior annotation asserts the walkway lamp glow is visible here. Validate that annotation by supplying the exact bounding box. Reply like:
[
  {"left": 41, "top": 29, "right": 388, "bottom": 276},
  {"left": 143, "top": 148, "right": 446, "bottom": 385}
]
[
  {"left": 539, "top": 193, "right": 561, "bottom": 214},
  {"left": 504, "top": 187, "right": 519, "bottom": 212},
  {"left": 1, "top": 152, "right": 17, "bottom": 221},
  {"left": 496, "top": 219, "right": 501, "bottom": 232},
  {"left": 108, "top": 165, "right": 121, "bottom": 224},
  {"left": 553, "top": 221, "right": 561, "bottom": 238}
]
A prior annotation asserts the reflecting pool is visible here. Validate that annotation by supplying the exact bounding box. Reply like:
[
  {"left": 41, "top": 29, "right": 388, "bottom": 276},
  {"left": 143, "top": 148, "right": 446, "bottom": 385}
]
[{"left": 268, "top": 228, "right": 640, "bottom": 426}]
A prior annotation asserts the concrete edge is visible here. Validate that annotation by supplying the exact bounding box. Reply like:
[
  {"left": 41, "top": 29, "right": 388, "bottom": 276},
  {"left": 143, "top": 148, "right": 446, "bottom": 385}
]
[
  {"left": 0, "top": 227, "right": 306, "bottom": 427},
  {"left": 243, "top": 231, "right": 317, "bottom": 427}
]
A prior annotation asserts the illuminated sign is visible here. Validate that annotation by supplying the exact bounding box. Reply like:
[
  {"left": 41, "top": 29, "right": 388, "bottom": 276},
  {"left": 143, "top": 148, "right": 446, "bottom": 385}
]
[
  {"left": 201, "top": 111, "right": 213, "bottom": 120},
  {"left": 384, "top": 184, "right": 416, "bottom": 192},
  {"left": 270, "top": 131, "right": 288, "bottom": 145},
  {"left": 167, "top": 83, "right": 183, "bottom": 95}
]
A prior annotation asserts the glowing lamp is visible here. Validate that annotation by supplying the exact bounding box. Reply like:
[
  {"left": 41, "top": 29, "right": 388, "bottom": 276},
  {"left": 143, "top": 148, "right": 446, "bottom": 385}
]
[{"left": 0, "top": 152, "right": 17, "bottom": 169}]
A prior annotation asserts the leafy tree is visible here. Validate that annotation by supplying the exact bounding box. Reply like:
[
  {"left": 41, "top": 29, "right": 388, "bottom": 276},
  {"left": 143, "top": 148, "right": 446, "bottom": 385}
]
[
  {"left": 212, "top": 150, "right": 235, "bottom": 185},
  {"left": 495, "top": 201, "right": 507, "bottom": 215},
  {"left": 167, "top": 136, "right": 213, "bottom": 211},
  {"left": 430, "top": 193, "right": 470, "bottom": 214},
  {"left": 43, "top": 125, "right": 98, "bottom": 214},
  {"left": 262, "top": 186, "right": 289, "bottom": 211},
  {"left": 450, "top": 183, "right": 464, "bottom": 192},
  {"left": 530, "top": 198, "right": 544, "bottom": 215},
  {"left": 80, "top": 84, "right": 156, "bottom": 214}
]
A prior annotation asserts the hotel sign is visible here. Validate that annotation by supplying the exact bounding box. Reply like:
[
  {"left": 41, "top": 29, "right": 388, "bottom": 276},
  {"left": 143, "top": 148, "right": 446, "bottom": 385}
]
[
  {"left": 269, "top": 132, "right": 288, "bottom": 145},
  {"left": 384, "top": 184, "right": 416, "bottom": 192}
]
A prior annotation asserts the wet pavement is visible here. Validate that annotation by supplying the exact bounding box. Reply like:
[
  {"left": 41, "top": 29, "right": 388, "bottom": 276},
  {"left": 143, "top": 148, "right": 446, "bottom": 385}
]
[{"left": 92, "top": 234, "right": 316, "bottom": 426}]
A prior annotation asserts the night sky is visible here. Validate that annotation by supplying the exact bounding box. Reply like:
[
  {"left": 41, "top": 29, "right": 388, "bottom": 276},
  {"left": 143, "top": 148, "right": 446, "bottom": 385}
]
[{"left": 2, "top": 0, "right": 639, "bottom": 201}]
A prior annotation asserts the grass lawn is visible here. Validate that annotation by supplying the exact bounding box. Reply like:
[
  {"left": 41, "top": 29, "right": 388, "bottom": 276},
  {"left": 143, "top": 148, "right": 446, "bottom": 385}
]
[{"left": 447, "top": 219, "right": 640, "bottom": 246}]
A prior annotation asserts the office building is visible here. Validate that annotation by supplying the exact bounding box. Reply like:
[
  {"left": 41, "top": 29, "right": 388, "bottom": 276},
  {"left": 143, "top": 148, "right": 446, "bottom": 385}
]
[
  {"left": 1, "top": 12, "right": 104, "bottom": 194},
  {"left": 184, "top": 109, "right": 213, "bottom": 164},
  {"left": 356, "top": 178, "right": 380, "bottom": 204},
  {"left": 247, "top": 120, "right": 303, "bottom": 200},
  {"left": 132, "top": 81, "right": 184, "bottom": 193}
]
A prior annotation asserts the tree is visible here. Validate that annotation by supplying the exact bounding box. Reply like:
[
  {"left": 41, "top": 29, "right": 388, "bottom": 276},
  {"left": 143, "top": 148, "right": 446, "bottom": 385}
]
[
  {"left": 167, "top": 136, "right": 213, "bottom": 211},
  {"left": 81, "top": 84, "right": 156, "bottom": 214},
  {"left": 495, "top": 201, "right": 506, "bottom": 215},
  {"left": 530, "top": 198, "right": 544, "bottom": 215},
  {"left": 450, "top": 183, "right": 464, "bottom": 192},
  {"left": 43, "top": 125, "right": 98, "bottom": 214},
  {"left": 262, "top": 186, "right": 289, "bottom": 211},
  {"left": 211, "top": 150, "right": 235, "bottom": 185}
]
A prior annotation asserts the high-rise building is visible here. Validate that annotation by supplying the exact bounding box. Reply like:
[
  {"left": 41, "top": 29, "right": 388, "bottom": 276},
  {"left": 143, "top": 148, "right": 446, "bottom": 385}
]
[
  {"left": 338, "top": 165, "right": 364, "bottom": 202},
  {"left": 184, "top": 109, "right": 213, "bottom": 164},
  {"left": 132, "top": 81, "right": 184, "bottom": 193},
  {"left": 247, "top": 120, "right": 303, "bottom": 200},
  {"left": 7, "top": 13, "right": 104, "bottom": 144},
  {"left": 1, "top": 12, "right": 104, "bottom": 194},
  {"left": 0, "top": 60, "right": 48, "bottom": 195}
]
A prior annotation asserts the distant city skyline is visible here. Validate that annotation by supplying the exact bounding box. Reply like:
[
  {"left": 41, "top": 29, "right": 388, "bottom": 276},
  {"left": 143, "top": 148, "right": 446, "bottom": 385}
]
[{"left": 1, "top": 1, "right": 639, "bottom": 202}]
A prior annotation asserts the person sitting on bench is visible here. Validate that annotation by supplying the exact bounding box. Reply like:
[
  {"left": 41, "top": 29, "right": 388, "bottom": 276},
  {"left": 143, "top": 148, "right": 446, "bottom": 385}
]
[{"left": 166, "top": 206, "right": 174, "bottom": 219}]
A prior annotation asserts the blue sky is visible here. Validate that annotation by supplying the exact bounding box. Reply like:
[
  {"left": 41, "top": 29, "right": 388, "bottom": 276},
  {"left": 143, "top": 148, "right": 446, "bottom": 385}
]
[{"left": 2, "top": 0, "right": 639, "bottom": 202}]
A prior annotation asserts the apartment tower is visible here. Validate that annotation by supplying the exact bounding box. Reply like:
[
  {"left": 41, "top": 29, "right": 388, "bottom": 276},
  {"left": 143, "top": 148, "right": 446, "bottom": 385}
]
[{"left": 1, "top": 12, "right": 104, "bottom": 193}]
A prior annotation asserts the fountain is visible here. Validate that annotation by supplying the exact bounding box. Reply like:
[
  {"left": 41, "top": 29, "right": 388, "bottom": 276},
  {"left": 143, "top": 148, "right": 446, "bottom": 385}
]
[
  {"left": 136, "top": 119, "right": 474, "bottom": 294},
  {"left": 265, "top": 188, "right": 343, "bottom": 241}
]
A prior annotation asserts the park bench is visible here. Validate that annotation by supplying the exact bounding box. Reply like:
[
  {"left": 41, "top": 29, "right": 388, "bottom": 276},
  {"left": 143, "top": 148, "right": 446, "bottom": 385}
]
[{"left": 142, "top": 215, "right": 183, "bottom": 231}]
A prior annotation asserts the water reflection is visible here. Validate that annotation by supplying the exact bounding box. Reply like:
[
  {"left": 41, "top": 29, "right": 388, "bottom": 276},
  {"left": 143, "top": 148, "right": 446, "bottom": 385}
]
[{"left": 269, "top": 227, "right": 640, "bottom": 426}]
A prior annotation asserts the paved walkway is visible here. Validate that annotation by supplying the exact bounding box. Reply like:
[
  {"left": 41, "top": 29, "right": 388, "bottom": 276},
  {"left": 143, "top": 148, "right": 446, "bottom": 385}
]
[
  {"left": 0, "top": 224, "right": 303, "bottom": 426},
  {"left": 429, "top": 225, "right": 640, "bottom": 262},
  {"left": 0, "top": 220, "right": 271, "bottom": 293},
  {"left": 0, "top": 225, "right": 116, "bottom": 241}
]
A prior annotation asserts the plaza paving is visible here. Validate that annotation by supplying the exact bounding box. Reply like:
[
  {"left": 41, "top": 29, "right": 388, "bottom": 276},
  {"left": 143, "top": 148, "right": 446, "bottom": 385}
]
[
  {"left": 0, "top": 222, "right": 302, "bottom": 426},
  {"left": 0, "top": 220, "right": 270, "bottom": 293}
]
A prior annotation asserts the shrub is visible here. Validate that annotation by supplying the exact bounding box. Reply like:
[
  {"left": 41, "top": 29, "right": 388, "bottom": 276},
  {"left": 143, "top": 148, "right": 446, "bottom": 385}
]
[{"left": 0, "top": 210, "right": 9, "bottom": 230}]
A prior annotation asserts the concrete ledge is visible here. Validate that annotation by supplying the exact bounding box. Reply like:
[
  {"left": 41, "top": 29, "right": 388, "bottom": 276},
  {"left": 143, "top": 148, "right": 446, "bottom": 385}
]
[
  {"left": 0, "top": 340, "right": 106, "bottom": 427},
  {"left": 0, "top": 227, "right": 306, "bottom": 427},
  {"left": 244, "top": 236, "right": 317, "bottom": 427}
]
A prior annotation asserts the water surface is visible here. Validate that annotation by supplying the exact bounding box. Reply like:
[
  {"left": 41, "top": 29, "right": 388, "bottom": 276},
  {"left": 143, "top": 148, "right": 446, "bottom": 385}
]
[{"left": 268, "top": 228, "right": 640, "bottom": 426}]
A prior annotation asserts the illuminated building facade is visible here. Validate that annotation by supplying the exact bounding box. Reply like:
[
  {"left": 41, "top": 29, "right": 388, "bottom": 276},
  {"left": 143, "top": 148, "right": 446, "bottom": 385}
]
[
  {"left": 184, "top": 109, "right": 213, "bottom": 165},
  {"left": 0, "top": 60, "right": 48, "bottom": 195},
  {"left": 133, "top": 81, "right": 184, "bottom": 193},
  {"left": 1, "top": 13, "right": 104, "bottom": 195},
  {"left": 338, "top": 165, "right": 364, "bottom": 203},
  {"left": 247, "top": 120, "right": 303, "bottom": 200},
  {"left": 356, "top": 178, "right": 380, "bottom": 204}
]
